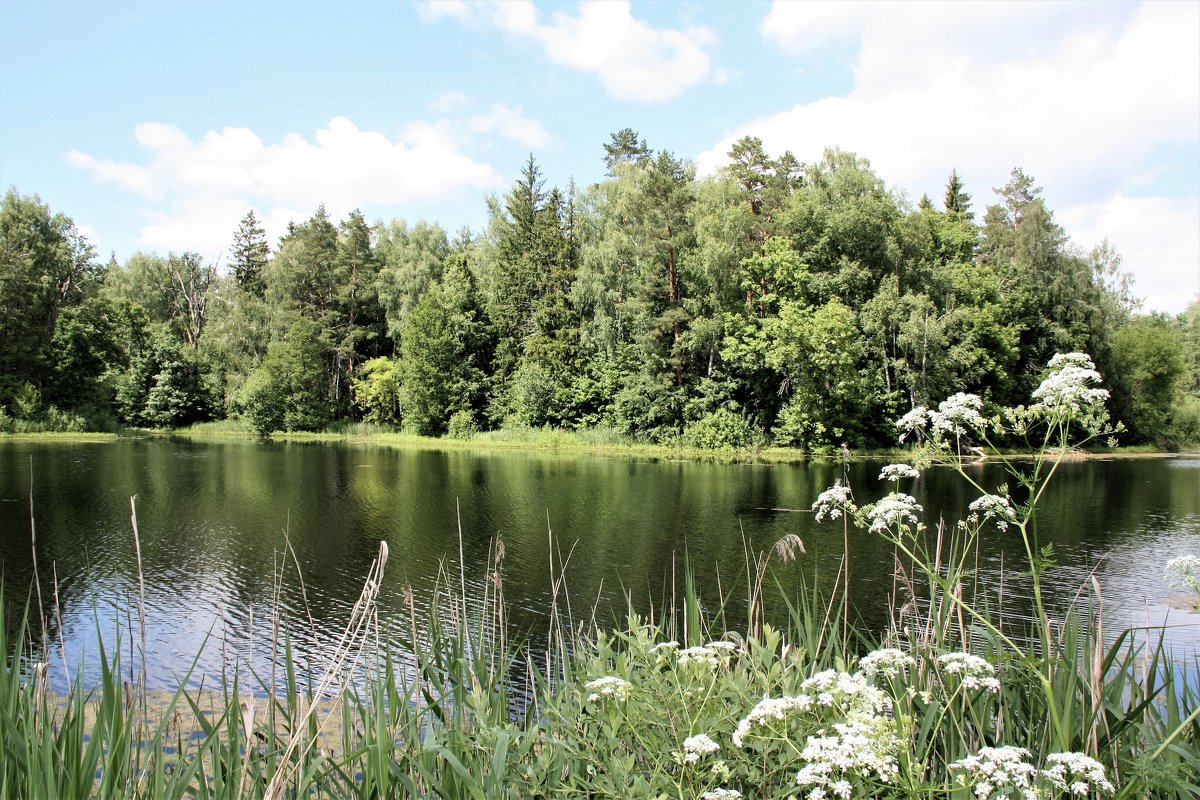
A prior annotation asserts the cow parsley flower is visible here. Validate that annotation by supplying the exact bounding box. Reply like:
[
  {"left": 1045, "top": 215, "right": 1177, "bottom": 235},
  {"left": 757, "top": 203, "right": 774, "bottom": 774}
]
[
  {"left": 700, "top": 790, "right": 742, "bottom": 800},
  {"left": 968, "top": 494, "right": 1018, "bottom": 531},
  {"left": 858, "top": 648, "right": 916, "bottom": 679},
  {"left": 682, "top": 733, "right": 720, "bottom": 763},
  {"left": 1032, "top": 353, "right": 1109, "bottom": 416},
  {"left": 812, "top": 480, "right": 856, "bottom": 522},
  {"left": 896, "top": 406, "right": 931, "bottom": 443},
  {"left": 950, "top": 746, "right": 1038, "bottom": 799},
  {"left": 800, "top": 670, "right": 889, "bottom": 715},
  {"left": 732, "top": 694, "right": 813, "bottom": 747},
  {"left": 865, "top": 493, "right": 923, "bottom": 534},
  {"left": 929, "top": 393, "right": 985, "bottom": 438},
  {"left": 583, "top": 675, "right": 629, "bottom": 703},
  {"left": 795, "top": 716, "right": 900, "bottom": 798},
  {"left": 679, "top": 646, "right": 722, "bottom": 668},
  {"left": 1041, "top": 752, "right": 1114, "bottom": 795},
  {"left": 1165, "top": 555, "right": 1200, "bottom": 594},
  {"left": 878, "top": 463, "right": 920, "bottom": 482},
  {"left": 937, "top": 652, "right": 1000, "bottom": 692}
]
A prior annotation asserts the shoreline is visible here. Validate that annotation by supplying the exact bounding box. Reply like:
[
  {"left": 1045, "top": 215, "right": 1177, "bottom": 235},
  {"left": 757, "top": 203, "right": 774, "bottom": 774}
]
[{"left": 2, "top": 427, "right": 1192, "bottom": 464}]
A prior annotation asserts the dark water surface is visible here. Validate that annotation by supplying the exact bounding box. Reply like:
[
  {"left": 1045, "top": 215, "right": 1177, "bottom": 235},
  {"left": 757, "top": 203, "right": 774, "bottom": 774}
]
[{"left": 2, "top": 438, "right": 1198, "bottom": 692}]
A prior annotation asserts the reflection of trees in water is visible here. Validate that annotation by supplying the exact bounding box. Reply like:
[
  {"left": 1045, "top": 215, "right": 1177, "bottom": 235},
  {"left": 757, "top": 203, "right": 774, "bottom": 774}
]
[{"left": 2, "top": 440, "right": 1198, "bottom": 694}]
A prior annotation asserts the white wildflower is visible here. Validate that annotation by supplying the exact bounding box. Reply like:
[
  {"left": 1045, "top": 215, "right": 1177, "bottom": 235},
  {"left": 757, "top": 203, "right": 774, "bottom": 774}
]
[
  {"left": 678, "top": 646, "right": 721, "bottom": 668},
  {"left": 705, "top": 640, "right": 738, "bottom": 652},
  {"left": 1031, "top": 353, "right": 1108, "bottom": 415},
  {"left": 796, "top": 717, "right": 899, "bottom": 798},
  {"left": 732, "top": 694, "right": 813, "bottom": 747},
  {"left": 951, "top": 746, "right": 1038, "bottom": 799},
  {"left": 700, "top": 790, "right": 742, "bottom": 800},
  {"left": 937, "top": 652, "right": 1000, "bottom": 693},
  {"left": 800, "top": 670, "right": 889, "bottom": 715},
  {"left": 1041, "top": 752, "right": 1115, "bottom": 795},
  {"left": 929, "top": 393, "right": 985, "bottom": 438},
  {"left": 968, "top": 494, "right": 1018, "bottom": 531},
  {"left": 583, "top": 675, "right": 629, "bottom": 703},
  {"left": 858, "top": 648, "right": 916, "bottom": 679},
  {"left": 865, "top": 492, "right": 923, "bottom": 533},
  {"left": 879, "top": 463, "right": 920, "bottom": 482},
  {"left": 1165, "top": 555, "right": 1200, "bottom": 594},
  {"left": 812, "top": 480, "right": 856, "bottom": 522},
  {"left": 682, "top": 733, "right": 720, "bottom": 763},
  {"left": 896, "top": 406, "right": 931, "bottom": 443}
]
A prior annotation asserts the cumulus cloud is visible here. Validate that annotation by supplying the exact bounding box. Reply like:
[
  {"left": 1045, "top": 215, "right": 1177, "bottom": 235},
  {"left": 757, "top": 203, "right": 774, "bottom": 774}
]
[
  {"left": 1060, "top": 194, "right": 1200, "bottom": 315},
  {"left": 429, "top": 90, "right": 469, "bottom": 113},
  {"left": 699, "top": 0, "right": 1199, "bottom": 313},
  {"left": 423, "top": 0, "right": 715, "bottom": 103},
  {"left": 414, "top": 0, "right": 474, "bottom": 24},
  {"left": 67, "top": 117, "right": 503, "bottom": 254}
]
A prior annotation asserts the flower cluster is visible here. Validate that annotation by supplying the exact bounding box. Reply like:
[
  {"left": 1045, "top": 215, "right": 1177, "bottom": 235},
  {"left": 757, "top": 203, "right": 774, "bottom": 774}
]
[
  {"left": 1165, "top": 555, "right": 1200, "bottom": 594},
  {"left": 895, "top": 406, "right": 931, "bottom": 443},
  {"left": 865, "top": 492, "right": 923, "bottom": 534},
  {"left": 1031, "top": 353, "right": 1109, "bottom": 416},
  {"left": 950, "top": 745, "right": 1038, "bottom": 798},
  {"left": 937, "top": 652, "right": 1000, "bottom": 692},
  {"left": 800, "top": 670, "right": 888, "bottom": 715},
  {"left": 857, "top": 648, "right": 916, "bottom": 679},
  {"left": 795, "top": 716, "right": 900, "bottom": 799},
  {"left": 584, "top": 675, "right": 629, "bottom": 703},
  {"left": 699, "top": 790, "right": 742, "bottom": 800},
  {"left": 1041, "top": 751, "right": 1115, "bottom": 795},
  {"left": 878, "top": 463, "right": 920, "bottom": 482},
  {"left": 812, "top": 480, "right": 856, "bottom": 522},
  {"left": 682, "top": 733, "right": 720, "bottom": 763},
  {"left": 968, "top": 494, "right": 1018, "bottom": 531},
  {"left": 732, "top": 695, "right": 814, "bottom": 747},
  {"left": 678, "top": 645, "right": 723, "bottom": 668},
  {"left": 930, "top": 392, "right": 985, "bottom": 437}
]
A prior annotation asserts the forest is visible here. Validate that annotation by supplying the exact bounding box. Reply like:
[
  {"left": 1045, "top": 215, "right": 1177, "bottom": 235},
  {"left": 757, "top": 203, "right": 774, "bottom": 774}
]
[{"left": 2, "top": 131, "right": 1198, "bottom": 449}]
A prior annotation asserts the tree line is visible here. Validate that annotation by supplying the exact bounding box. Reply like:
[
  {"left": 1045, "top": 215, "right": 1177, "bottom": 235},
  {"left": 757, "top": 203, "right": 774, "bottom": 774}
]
[{"left": 2, "top": 131, "right": 1197, "bottom": 448}]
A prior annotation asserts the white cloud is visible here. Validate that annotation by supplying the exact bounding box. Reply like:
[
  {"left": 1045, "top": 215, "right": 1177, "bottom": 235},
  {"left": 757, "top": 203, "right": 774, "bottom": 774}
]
[
  {"left": 699, "top": 0, "right": 1199, "bottom": 314},
  {"left": 414, "top": 0, "right": 474, "bottom": 24},
  {"left": 1060, "top": 194, "right": 1200, "bottom": 315},
  {"left": 467, "top": 103, "right": 551, "bottom": 148},
  {"left": 67, "top": 116, "right": 502, "bottom": 255},
  {"left": 425, "top": 0, "right": 715, "bottom": 103}
]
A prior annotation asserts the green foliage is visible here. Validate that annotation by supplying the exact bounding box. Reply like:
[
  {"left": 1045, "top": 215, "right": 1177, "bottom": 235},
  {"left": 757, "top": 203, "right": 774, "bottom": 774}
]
[
  {"left": 238, "top": 317, "right": 329, "bottom": 435},
  {"left": 351, "top": 356, "right": 403, "bottom": 426},
  {"left": 3, "top": 144, "right": 1176, "bottom": 446},
  {"left": 1109, "top": 316, "right": 1186, "bottom": 445},
  {"left": 681, "top": 408, "right": 762, "bottom": 450}
]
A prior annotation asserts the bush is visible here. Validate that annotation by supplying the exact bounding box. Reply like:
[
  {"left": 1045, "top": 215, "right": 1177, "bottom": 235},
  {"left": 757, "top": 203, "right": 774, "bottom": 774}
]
[
  {"left": 446, "top": 409, "right": 479, "bottom": 440},
  {"left": 682, "top": 408, "right": 762, "bottom": 450}
]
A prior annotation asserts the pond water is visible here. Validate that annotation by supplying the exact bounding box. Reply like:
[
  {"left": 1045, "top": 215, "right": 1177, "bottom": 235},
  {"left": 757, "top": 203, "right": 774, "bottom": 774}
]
[{"left": 2, "top": 438, "right": 1198, "bottom": 693}]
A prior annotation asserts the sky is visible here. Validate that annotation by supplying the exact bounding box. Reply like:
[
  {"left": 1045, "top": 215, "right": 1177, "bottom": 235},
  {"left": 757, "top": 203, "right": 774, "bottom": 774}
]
[{"left": 1, "top": 0, "right": 1197, "bottom": 314}]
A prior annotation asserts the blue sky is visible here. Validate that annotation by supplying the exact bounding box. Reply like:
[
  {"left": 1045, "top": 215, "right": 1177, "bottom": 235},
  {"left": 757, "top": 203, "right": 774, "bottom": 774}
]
[{"left": 2, "top": 0, "right": 1197, "bottom": 312}]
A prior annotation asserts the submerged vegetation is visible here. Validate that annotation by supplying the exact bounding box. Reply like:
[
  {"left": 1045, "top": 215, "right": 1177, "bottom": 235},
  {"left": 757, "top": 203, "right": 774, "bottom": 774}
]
[
  {"left": 3, "top": 134, "right": 1200, "bottom": 450},
  {"left": 4, "top": 354, "right": 1199, "bottom": 798}
]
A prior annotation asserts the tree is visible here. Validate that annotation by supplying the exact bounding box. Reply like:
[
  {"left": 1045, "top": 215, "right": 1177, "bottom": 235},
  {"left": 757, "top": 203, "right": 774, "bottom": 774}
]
[
  {"left": 238, "top": 316, "right": 330, "bottom": 435},
  {"left": 943, "top": 169, "right": 973, "bottom": 219},
  {"left": 398, "top": 259, "right": 488, "bottom": 435},
  {"left": 0, "top": 189, "right": 101, "bottom": 404},
  {"left": 375, "top": 219, "right": 449, "bottom": 342},
  {"left": 602, "top": 127, "right": 650, "bottom": 175},
  {"left": 165, "top": 252, "right": 215, "bottom": 349},
  {"left": 230, "top": 210, "right": 270, "bottom": 297},
  {"left": 1109, "top": 316, "right": 1185, "bottom": 444}
]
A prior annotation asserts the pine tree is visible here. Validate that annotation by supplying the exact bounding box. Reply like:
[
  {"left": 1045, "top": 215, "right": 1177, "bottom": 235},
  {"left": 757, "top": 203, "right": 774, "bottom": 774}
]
[
  {"left": 230, "top": 210, "right": 270, "bottom": 297},
  {"left": 943, "top": 169, "right": 974, "bottom": 220},
  {"left": 603, "top": 128, "right": 651, "bottom": 175}
]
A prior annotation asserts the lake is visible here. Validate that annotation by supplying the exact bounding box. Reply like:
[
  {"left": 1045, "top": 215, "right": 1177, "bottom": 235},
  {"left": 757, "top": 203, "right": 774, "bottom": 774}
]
[{"left": 2, "top": 438, "right": 1198, "bottom": 693}]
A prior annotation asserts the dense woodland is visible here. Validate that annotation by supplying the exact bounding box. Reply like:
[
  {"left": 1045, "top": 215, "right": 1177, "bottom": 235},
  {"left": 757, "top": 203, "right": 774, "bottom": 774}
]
[{"left": 2, "top": 132, "right": 1198, "bottom": 449}]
